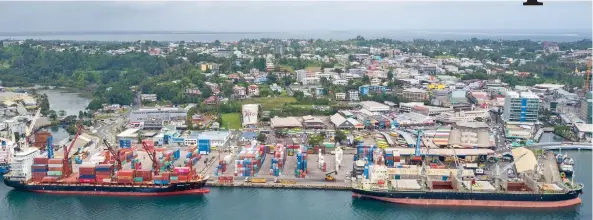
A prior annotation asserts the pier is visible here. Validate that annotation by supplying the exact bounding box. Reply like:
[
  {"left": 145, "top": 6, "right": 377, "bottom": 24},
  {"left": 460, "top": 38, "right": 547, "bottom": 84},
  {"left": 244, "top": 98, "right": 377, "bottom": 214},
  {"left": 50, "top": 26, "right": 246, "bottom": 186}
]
[{"left": 206, "top": 181, "right": 352, "bottom": 191}]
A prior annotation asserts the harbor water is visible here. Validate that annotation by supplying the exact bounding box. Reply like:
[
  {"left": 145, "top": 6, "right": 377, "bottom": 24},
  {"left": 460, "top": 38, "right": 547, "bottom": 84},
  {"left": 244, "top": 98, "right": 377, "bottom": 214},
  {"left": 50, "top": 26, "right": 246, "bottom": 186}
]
[{"left": 0, "top": 150, "right": 590, "bottom": 220}]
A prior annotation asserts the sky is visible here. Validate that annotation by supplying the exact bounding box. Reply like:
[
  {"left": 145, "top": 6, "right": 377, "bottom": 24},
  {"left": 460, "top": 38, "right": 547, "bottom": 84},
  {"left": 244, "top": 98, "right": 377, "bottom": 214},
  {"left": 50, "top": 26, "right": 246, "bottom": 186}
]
[{"left": 0, "top": 1, "right": 590, "bottom": 33}]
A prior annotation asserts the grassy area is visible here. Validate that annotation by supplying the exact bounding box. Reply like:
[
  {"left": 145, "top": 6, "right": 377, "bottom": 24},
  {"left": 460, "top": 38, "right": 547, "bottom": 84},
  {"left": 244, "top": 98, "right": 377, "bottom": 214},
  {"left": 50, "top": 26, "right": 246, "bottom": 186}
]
[
  {"left": 240, "top": 97, "right": 297, "bottom": 110},
  {"left": 221, "top": 113, "right": 242, "bottom": 129}
]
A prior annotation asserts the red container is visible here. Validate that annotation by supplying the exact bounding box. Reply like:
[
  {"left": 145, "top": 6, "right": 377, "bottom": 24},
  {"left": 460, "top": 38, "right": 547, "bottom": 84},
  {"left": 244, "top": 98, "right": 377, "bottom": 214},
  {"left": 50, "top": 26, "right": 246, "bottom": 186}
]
[
  {"left": 32, "top": 164, "right": 48, "bottom": 169},
  {"left": 117, "top": 179, "right": 133, "bottom": 184},
  {"left": 41, "top": 176, "right": 59, "bottom": 183},
  {"left": 79, "top": 178, "right": 95, "bottom": 183},
  {"left": 48, "top": 159, "right": 62, "bottom": 164},
  {"left": 34, "top": 157, "right": 49, "bottom": 164},
  {"left": 161, "top": 172, "right": 171, "bottom": 178},
  {"left": 177, "top": 175, "right": 188, "bottom": 181},
  {"left": 117, "top": 169, "right": 135, "bottom": 177}
]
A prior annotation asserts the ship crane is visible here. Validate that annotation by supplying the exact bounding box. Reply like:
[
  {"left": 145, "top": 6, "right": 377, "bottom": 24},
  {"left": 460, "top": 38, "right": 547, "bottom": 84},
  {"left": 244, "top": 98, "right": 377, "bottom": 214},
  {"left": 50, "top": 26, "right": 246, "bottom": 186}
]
[
  {"left": 141, "top": 141, "right": 159, "bottom": 176},
  {"left": 63, "top": 125, "right": 82, "bottom": 177},
  {"left": 493, "top": 152, "right": 527, "bottom": 190},
  {"left": 15, "top": 108, "right": 41, "bottom": 152},
  {"left": 102, "top": 139, "right": 122, "bottom": 171}
]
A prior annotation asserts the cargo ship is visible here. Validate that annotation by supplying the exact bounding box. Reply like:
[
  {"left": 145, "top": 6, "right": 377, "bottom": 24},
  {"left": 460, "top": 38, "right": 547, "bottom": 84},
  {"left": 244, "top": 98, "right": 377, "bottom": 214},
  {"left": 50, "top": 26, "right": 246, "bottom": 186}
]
[
  {"left": 351, "top": 146, "right": 584, "bottom": 208},
  {"left": 3, "top": 132, "right": 210, "bottom": 196}
]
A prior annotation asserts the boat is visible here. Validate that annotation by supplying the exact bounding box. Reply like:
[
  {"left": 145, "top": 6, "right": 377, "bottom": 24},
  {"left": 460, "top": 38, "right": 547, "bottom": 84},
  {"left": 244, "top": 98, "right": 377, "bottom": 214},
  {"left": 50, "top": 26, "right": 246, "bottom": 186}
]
[
  {"left": 352, "top": 152, "right": 584, "bottom": 208},
  {"left": 3, "top": 137, "right": 210, "bottom": 197},
  {"left": 0, "top": 139, "right": 18, "bottom": 175}
]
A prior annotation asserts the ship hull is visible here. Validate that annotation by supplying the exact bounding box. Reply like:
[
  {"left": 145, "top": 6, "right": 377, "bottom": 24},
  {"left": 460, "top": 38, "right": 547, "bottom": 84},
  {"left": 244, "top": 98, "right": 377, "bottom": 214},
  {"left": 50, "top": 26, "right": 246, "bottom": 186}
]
[
  {"left": 3, "top": 178, "right": 209, "bottom": 197},
  {"left": 352, "top": 188, "right": 582, "bottom": 208},
  {"left": 0, "top": 166, "right": 9, "bottom": 175}
]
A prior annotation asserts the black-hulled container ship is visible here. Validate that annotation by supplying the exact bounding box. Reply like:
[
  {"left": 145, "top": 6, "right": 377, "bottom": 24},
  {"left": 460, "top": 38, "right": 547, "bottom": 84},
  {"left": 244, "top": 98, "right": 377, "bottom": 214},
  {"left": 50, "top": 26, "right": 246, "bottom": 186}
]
[
  {"left": 3, "top": 145, "right": 209, "bottom": 196},
  {"left": 351, "top": 163, "right": 583, "bottom": 208}
]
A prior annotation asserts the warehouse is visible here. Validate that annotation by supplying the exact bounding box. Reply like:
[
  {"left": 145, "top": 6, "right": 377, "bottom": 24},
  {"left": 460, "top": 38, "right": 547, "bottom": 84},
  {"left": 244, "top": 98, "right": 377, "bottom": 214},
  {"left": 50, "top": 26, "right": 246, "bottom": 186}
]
[
  {"left": 242, "top": 104, "right": 259, "bottom": 128},
  {"left": 330, "top": 113, "right": 354, "bottom": 129},
  {"left": 360, "top": 101, "right": 390, "bottom": 113},
  {"left": 270, "top": 116, "right": 303, "bottom": 129}
]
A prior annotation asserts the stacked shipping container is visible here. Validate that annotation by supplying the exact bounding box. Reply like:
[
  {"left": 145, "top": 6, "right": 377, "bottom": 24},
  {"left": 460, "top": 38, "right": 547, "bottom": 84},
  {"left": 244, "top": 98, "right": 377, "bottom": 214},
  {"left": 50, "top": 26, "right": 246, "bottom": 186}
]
[
  {"left": 47, "top": 158, "right": 64, "bottom": 180},
  {"left": 234, "top": 145, "right": 267, "bottom": 177},
  {"left": 79, "top": 165, "right": 96, "bottom": 183},
  {"left": 294, "top": 145, "right": 307, "bottom": 178},
  {"left": 134, "top": 169, "right": 152, "bottom": 182},
  {"left": 95, "top": 164, "right": 113, "bottom": 183},
  {"left": 356, "top": 145, "right": 376, "bottom": 164},
  {"left": 171, "top": 167, "right": 190, "bottom": 183},
  {"left": 270, "top": 144, "right": 286, "bottom": 177},
  {"left": 116, "top": 169, "right": 135, "bottom": 184},
  {"left": 31, "top": 157, "right": 48, "bottom": 182}
]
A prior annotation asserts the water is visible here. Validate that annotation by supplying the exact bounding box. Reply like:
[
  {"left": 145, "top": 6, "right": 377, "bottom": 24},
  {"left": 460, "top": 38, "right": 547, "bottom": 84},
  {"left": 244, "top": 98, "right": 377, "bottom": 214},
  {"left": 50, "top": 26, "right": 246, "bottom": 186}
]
[
  {"left": 540, "top": 132, "right": 568, "bottom": 143},
  {"left": 38, "top": 89, "right": 91, "bottom": 117}
]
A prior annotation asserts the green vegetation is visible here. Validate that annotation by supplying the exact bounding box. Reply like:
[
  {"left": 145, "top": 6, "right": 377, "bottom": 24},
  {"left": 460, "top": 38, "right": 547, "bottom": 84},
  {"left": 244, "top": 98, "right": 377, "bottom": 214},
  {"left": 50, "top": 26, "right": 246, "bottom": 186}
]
[
  {"left": 256, "top": 133, "right": 267, "bottom": 143},
  {"left": 553, "top": 125, "right": 577, "bottom": 141},
  {"left": 221, "top": 113, "right": 242, "bottom": 129},
  {"left": 240, "top": 97, "right": 297, "bottom": 110}
]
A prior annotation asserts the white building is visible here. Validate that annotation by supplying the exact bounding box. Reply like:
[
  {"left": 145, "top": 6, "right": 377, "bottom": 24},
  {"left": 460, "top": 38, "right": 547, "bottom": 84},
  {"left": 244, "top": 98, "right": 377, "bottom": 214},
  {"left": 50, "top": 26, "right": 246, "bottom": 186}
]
[
  {"left": 335, "top": 93, "right": 347, "bottom": 101},
  {"left": 129, "top": 108, "right": 187, "bottom": 123},
  {"left": 141, "top": 94, "right": 158, "bottom": 102},
  {"left": 333, "top": 79, "right": 348, "bottom": 86},
  {"left": 348, "top": 90, "right": 360, "bottom": 101},
  {"left": 399, "top": 102, "right": 425, "bottom": 113},
  {"left": 360, "top": 101, "right": 390, "bottom": 112},
  {"left": 242, "top": 104, "right": 259, "bottom": 128},
  {"left": 503, "top": 91, "right": 540, "bottom": 123}
]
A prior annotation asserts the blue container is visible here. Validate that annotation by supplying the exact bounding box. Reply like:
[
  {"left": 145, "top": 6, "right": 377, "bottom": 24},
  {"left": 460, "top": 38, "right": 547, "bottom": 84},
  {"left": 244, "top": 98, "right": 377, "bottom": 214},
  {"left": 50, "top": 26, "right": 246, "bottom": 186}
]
[
  {"left": 32, "top": 169, "right": 48, "bottom": 172},
  {"left": 186, "top": 152, "right": 193, "bottom": 158},
  {"left": 79, "top": 175, "right": 96, "bottom": 179},
  {"left": 394, "top": 175, "right": 400, "bottom": 179},
  {"left": 442, "top": 176, "right": 448, "bottom": 181}
]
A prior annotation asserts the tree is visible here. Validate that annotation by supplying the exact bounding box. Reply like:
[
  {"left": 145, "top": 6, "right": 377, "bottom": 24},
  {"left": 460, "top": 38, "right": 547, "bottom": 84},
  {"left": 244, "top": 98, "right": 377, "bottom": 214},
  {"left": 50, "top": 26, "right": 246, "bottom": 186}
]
[
  {"left": 334, "top": 130, "right": 346, "bottom": 144},
  {"left": 387, "top": 70, "right": 394, "bottom": 81},
  {"left": 362, "top": 75, "right": 370, "bottom": 84},
  {"left": 307, "top": 135, "right": 324, "bottom": 147},
  {"left": 49, "top": 111, "right": 57, "bottom": 121},
  {"left": 256, "top": 133, "right": 267, "bottom": 143},
  {"left": 78, "top": 111, "right": 84, "bottom": 120},
  {"left": 137, "top": 131, "right": 144, "bottom": 143},
  {"left": 58, "top": 110, "right": 66, "bottom": 117},
  {"left": 39, "top": 94, "right": 50, "bottom": 116}
]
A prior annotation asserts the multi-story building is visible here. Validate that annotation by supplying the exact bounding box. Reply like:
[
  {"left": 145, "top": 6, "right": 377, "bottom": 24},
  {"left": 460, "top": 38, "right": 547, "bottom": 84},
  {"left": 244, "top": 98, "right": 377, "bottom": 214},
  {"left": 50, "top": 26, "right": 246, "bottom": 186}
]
[
  {"left": 401, "top": 88, "right": 428, "bottom": 102},
  {"left": 348, "top": 90, "right": 360, "bottom": 101},
  {"left": 502, "top": 91, "right": 540, "bottom": 123},
  {"left": 141, "top": 94, "right": 158, "bottom": 102},
  {"left": 185, "top": 88, "right": 201, "bottom": 95},
  {"left": 248, "top": 85, "right": 260, "bottom": 96},
  {"left": 233, "top": 85, "right": 247, "bottom": 99},
  {"left": 335, "top": 93, "right": 347, "bottom": 101},
  {"left": 579, "top": 91, "right": 592, "bottom": 124},
  {"left": 399, "top": 102, "right": 425, "bottom": 113},
  {"left": 333, "top": 79, "right": 348, "bottom": 86},
  {"left": 129, "top": 108, "right": 187, "bottom": 123}
]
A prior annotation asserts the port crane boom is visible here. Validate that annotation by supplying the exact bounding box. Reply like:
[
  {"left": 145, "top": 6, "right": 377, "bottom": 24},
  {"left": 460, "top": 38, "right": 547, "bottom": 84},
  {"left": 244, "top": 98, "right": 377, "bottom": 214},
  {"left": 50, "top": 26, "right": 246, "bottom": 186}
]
[
  {"left": 141, "top": 141, "right": 159, "bottom": 176},
  {"left": 63, "top": 125, "right": 82, "bottom": 177},
  {"left": 102, "top": 139, "right": 122, "bottom": 171}
]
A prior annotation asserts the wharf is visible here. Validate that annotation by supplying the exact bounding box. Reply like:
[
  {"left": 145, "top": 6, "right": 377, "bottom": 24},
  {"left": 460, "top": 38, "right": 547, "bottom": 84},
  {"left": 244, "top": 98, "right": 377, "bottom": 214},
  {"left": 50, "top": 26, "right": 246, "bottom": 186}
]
[{"left": 206, "top": 181, "right": 352, "bottom": 191}]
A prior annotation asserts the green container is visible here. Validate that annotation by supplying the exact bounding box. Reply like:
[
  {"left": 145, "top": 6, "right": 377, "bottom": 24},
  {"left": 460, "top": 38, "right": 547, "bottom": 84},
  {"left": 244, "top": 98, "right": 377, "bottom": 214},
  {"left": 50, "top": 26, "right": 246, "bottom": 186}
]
[
  {"left": 170, "top": 176, "right": 178, "bottom": 181},
  {"left": 134, "top": 177, "right": 143, "bottom": 182},
  {"left": 47, "top": 171, "right": 62, "bottom": 176}
]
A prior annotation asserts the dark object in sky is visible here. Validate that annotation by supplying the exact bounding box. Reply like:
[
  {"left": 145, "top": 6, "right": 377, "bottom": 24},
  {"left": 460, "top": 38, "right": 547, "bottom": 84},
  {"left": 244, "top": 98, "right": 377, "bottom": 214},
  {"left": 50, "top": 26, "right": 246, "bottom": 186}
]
[{"left": 523, "top": 0, "right": 543, "bottom": 6}]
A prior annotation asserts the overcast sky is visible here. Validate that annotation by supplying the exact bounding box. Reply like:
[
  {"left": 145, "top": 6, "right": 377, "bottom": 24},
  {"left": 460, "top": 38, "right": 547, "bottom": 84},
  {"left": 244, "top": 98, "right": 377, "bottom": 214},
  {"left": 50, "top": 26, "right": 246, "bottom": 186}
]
[{"left": 0, "top": 1, "right": 590, "bottom": 32}]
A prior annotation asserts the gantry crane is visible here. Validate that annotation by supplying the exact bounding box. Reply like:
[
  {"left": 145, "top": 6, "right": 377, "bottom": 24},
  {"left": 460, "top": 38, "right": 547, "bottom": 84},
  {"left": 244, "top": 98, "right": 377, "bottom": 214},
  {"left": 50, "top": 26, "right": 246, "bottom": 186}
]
[
  {"left": 63, "top": 125, "right": 82, "bottom": 177},
  {"left": 102, "top": 139, "right": 122, "bottom": 171},
  {"left": 141, "top": 141, "right": 159, "bottom": 176}
]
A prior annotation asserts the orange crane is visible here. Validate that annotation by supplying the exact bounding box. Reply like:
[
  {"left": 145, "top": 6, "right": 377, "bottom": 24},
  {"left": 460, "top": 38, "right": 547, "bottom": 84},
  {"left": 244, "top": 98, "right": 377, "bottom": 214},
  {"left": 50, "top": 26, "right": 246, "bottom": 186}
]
[
  {"left": 141, "top": 141, "right": 159, "bottom": 176},
  {"left": 585, "top": 59, "right": 592, "bottom": 94},
  {"left": 63, "top": 125, "right": 82, "bottom": 177},
  {"left": 102, "top": 139, "right": 122, "bottom": 171}
]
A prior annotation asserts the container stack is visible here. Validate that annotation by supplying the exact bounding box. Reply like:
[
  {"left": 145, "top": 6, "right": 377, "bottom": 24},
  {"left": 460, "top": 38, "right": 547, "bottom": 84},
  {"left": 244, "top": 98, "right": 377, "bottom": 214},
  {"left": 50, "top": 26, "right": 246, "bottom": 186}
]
[
  {"left": 47, "top": 158, "right": 64, "bottom": 180},
  {"left": 357, "top": 145, "right": 375, "bottom": 163},
  {"left": 269, "top": 144, "right": 286, "bottom": 177},
  {"left": 153, "top": 172, "right": 170, "bottom": 185},
  {"left": 215, "top": 160, "right": 227, "bottom": 176},
  {"left": 95, "top": 164, "right": 113, "bottom": 183},
  {"left": 384, "top": 149, "right": 394, "bottom": 167},
  {"left": 31, "top": 157, "right": 49, "bottom": 182},
  {"left": 171, "top": 167, "right": 190, "bottom": 183},
  {"left": 234, "top": 144, "right": 266, "bottom": 177},
  {"left": 134, "top": 169, "right": 152, "bottom": 183},
  {"left": 79, "top": 165, "right": 96, "bottom": 183},
  {"left": 294, "top": 145, "right": 307, "bottom": 178},
  {"left": 116, "top": 169, "right": 135, "bottom": 184}
]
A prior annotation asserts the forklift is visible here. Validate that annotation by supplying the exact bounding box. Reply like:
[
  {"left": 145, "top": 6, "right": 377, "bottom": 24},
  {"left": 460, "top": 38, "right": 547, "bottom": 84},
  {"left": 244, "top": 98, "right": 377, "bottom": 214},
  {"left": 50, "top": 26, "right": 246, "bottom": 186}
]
[{"left": 324, "top": 170, "right": 338, "bottom": 181}]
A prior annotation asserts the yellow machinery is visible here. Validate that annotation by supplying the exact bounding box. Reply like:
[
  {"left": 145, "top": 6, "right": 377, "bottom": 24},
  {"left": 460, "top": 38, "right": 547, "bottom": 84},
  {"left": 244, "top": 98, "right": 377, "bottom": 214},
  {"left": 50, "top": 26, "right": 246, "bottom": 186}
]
[{"left": 324, "top": 171, "right": 337, "bottom": 181}]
